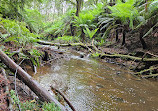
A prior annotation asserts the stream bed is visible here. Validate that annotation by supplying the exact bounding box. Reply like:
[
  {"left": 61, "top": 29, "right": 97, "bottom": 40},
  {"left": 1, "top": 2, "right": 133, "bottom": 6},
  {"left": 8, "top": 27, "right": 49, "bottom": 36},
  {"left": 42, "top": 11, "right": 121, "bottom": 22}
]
[{"left": 32, "top": 50, "right": 158, "bottom": 111}]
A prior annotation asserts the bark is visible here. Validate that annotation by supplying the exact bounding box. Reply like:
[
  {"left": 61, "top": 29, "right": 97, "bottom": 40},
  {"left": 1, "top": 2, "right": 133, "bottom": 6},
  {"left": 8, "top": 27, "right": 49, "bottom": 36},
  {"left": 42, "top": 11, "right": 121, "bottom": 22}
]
[
  {"left": 116, "top": 29, "right": 119, "bottom": 42},
  {"left": 81, "top": 27, "right": 85, "bottom": 42},
  {"left": 139, "top": 27, "right": 147, "bottom": 49},
  {"left": 0, "top": 50, "right": 66, "bottom": 111},
  {"left": 122, "top": 29, "right": 126, "bottom": 45},
  {"left": 70, "top": 23, "right": 75, "bottom": 36}
]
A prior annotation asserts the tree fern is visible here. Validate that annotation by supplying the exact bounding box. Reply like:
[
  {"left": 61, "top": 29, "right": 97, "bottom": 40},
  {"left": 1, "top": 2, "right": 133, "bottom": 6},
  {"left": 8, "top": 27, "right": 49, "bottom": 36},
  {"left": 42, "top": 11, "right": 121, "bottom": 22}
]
[{"left": 108, "top": 0, "right": 139, "bottom": 29}]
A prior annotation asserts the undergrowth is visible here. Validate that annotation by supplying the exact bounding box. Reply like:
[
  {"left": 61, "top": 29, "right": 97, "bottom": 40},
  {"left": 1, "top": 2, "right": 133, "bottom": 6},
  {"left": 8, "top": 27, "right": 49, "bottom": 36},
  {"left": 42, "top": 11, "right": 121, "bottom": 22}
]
[{"left": 10, "top": 90, "right": 61, "bottom": 111}]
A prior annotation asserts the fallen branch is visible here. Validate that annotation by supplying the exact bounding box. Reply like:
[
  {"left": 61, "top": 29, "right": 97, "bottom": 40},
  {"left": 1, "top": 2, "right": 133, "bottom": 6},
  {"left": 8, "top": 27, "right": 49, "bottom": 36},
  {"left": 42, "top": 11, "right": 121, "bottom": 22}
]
[
  {"left": 101, "top": 53, "right": 158, "bottom": 62},
  {"left": 0, "top": 50, "right": 66, "bottom": 111},
  {"left": 51, "top": 86, "right": 76, "bottom": 111},
  {"left": 142, "top": 73, "right": 158, "bottom": 78},
  {"left": 134, "top": 66, "right": 158, "bottom": 75}
]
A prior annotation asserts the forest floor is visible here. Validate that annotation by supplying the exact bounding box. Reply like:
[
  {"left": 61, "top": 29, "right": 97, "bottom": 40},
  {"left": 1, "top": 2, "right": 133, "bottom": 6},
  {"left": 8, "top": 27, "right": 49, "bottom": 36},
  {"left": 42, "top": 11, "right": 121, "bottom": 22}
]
[{"left": 99, "top": 30, "right": 158, "bottom": 71}]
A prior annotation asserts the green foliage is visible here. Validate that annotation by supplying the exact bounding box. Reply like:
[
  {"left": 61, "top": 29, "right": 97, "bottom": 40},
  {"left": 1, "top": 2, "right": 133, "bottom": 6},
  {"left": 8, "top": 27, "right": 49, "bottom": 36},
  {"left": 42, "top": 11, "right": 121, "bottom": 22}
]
[
  {"left": 22, "top": 9, "right": 45, "bottom": 33},
  {"left": 72, "top": 3, "right": 103, "bottom": 40},
  {"left": 97, "top": 39, "right": 105, "bottom": 46},
  {"left": 83, "top": 27, "right": 98, "bottom": 39},
  {"left": 42, "top": 102, "right": 61, "bottom": 111},
  {"left": 73, "top": 3, "right": 103, "bottom": 28},
  {"left": 29, "top": 49, "right": 42, "bottom": 67},
  {"left": 44, "top": 19, "right": 64, "bottom": 38},
  {"left": 108, "top": 0, "right": 139, "bottom": 29},
  {"left": 43, "top": 9, "right": 76, "bottom": 39},
  {"left": 92, "top": 52, "right": 100, "bottom": 57},
  {"left": 73, "top": 13, "right": 95, "bottom": 28},
  {"left": 20, "top": 101, "right": 40, "bottom": 111},
  {"left": 55, "top": 36, "right": 80, "bottom": 43},
  {"left": 10, "top": 90, "right": 20, "bottom": 105},
  {"left": 0, "top": 0, "right": 43, "bottom": 20},
  {"left": 10, "top": 90, "right": 61, "bottom": 111},
  {"left": 0, "top": 18, "right": 39, "bottom": 46}
]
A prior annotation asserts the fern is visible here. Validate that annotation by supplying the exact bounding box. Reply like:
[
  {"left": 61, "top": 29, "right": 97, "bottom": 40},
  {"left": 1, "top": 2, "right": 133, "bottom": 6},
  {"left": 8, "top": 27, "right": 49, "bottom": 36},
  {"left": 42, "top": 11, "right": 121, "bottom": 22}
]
[
  {"left": 83, "top": 27, "right": 98, "bottom": 39},
  {"left": 0, "top": 18, "right": 39, "bottom": 46},
  {"left": 108, "top": 0, "right": 139, "bottom": 29}
]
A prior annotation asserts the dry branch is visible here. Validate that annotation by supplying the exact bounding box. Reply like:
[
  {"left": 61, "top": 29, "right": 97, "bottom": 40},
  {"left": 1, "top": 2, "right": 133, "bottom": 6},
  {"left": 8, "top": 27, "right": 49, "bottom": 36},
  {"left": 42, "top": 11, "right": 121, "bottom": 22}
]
[{"left": 0, "top": 50, "right": 66, "bottom": 111}]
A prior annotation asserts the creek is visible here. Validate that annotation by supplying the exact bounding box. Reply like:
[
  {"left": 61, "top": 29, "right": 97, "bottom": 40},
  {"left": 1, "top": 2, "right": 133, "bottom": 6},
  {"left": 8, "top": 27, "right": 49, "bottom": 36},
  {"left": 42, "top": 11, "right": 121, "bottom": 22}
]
[{"left": 31, "top": 49, "right": 158, "bottom": 111}]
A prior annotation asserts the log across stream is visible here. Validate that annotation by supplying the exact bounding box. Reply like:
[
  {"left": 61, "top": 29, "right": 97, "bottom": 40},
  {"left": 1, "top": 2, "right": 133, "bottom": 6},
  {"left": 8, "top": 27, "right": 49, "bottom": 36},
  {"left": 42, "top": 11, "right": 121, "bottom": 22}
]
[{"left": 30, "top": 50, "right": 158, "bottom": 111}]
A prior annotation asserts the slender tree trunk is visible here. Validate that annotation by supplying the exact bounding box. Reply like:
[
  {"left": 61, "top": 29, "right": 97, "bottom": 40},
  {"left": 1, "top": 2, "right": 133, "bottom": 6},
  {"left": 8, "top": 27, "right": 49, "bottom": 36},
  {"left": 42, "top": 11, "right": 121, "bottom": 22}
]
[
  {"left": 81, "top": 27, "right": 85, "bottom": 42},
  {"left": 122, "top": 29, "right": 126, "bottom": 45},
  {"left": 70, "top": 22, "right": 75, "bottom": 36},
  {"left": 76, "top": 0, "right": 80, "bottom": 16},
  {"left": 116, "top": 29, "right": 119, "bottom": 42},
  {"left": 140, "top": 27, "right": 147, "bottom": 49}
]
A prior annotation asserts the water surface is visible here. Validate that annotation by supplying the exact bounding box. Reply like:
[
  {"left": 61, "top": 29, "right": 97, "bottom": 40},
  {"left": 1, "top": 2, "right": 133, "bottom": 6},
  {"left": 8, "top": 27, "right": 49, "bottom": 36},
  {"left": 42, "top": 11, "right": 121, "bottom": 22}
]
[{"left": 32, "top": 52, "right": 158, "bottom": 111}]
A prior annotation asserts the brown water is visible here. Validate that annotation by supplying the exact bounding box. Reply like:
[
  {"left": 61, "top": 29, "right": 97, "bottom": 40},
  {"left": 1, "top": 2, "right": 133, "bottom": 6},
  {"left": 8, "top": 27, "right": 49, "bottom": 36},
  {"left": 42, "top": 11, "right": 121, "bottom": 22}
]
[{"left": 32, "top": 52, "right": 158, "bottom": 111}]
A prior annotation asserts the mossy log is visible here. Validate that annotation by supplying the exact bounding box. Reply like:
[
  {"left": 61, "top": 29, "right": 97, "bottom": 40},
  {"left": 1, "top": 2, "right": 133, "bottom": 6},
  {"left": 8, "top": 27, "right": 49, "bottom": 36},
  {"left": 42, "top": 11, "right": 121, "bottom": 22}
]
[
  {"left": 101, "top": 54, "right": 158, "bottom": 62},
  {"left": 141, "top": 74, "right": 158, "bottom": 78},
  {"left": 133, "top": 66, "right": 158, "bottom": 75},
  {"left": 38, "top": 40, "right": 87, "bottom": 48},
  {"left": 38, "top": 40, "right": 158, "bottom": 63}
]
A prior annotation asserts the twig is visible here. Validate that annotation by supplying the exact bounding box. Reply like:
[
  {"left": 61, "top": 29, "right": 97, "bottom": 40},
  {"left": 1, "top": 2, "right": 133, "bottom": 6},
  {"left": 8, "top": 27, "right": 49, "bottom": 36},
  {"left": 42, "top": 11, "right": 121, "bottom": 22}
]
[{"left": 51, "top": 86, "right": 76, "bottom": 111}]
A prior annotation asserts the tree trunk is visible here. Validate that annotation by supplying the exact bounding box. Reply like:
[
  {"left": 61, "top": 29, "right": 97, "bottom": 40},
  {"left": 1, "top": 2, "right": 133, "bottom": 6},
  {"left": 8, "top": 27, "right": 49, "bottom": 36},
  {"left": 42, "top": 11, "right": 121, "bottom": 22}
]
[
  {"left": 140, "top": 27, "right": 147, "bottom": 49},
  {"left": 70, "top": 23, "right": 75, "bottom": 36},
  {"left": 81, "top": 27, "right": 85, "bottom": 42},
  {"left": 0, "top": 50, "right": 66, "bottom": 111},
  {"left": 122, "top": 29, "right": 126, "bottom": 45},
  {"left": 116, "top": 29, "right": 119, "bottom": 42},
  {"left": 76, "top": 0, "right": 80, "bottom": 16}
]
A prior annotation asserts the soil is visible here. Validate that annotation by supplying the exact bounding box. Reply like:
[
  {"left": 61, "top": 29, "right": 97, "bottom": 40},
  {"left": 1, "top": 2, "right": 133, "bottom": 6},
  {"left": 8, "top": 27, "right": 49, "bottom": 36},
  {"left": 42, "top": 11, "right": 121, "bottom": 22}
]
[{"left": 99, "top": 29, "right": 158, "bottom": 71}]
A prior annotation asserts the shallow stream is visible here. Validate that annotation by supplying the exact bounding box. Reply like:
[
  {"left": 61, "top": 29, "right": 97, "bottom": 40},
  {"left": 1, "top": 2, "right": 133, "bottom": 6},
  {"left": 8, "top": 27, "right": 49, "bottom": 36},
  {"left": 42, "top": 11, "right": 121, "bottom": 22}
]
[{"left": 32, "top": 50, "right": 158, "bottom": 111}]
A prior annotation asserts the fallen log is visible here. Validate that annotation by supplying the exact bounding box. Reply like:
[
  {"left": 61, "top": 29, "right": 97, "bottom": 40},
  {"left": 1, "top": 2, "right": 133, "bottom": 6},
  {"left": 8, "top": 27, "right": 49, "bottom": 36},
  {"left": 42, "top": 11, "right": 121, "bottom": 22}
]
[
  {"left": 101, "top": 53, "right": 158, "bottom": 62},
  {"left": 38, "top": 41, "right": 158, "bottom": 62},
  {"left": 37, "top": 40, "right": 89, "bottom": 50},
  {"left": 0, "top": 50, "right": 66, "bottom": 111}
]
